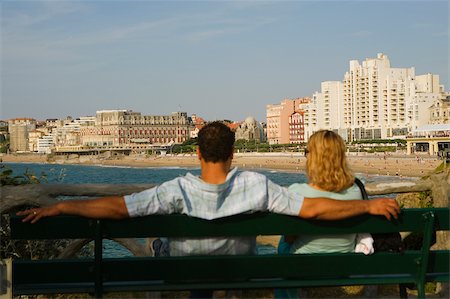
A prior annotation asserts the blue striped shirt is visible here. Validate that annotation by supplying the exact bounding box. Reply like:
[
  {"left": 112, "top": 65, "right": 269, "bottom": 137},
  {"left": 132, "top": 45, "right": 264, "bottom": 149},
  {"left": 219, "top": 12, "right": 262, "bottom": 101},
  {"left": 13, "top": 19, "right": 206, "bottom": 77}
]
[{"left": 124, "top": 168, "right": 303, "bottom": 256}]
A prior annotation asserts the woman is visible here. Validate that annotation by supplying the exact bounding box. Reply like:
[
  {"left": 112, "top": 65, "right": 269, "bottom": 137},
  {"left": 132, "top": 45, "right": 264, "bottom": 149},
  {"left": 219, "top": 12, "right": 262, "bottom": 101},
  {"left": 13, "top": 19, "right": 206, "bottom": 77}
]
[{"left": 275, "top": 130, "right": 363, "bottom": 298}]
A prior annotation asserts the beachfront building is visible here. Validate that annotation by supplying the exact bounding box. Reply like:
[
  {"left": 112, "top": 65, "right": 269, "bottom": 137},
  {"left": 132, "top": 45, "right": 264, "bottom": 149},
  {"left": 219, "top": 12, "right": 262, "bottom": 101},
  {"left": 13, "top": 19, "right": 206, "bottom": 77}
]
[
  {"left": 289, "top": 111, "right": 305, "bottom": 144},
  {"left": 297, "top": 54, "right": 447, "bottom": 142},
  {"left": 54, "top": 117, "right": 96, "bottom": 149},
  {"left": 28, "top": 130, "right": 45, "bottom": 152},
  {"left": 235, "top": 116, "right": 265, "bottom": 142},
  {"left": 428, "top": 96, "right": 450, "bottom": 125},
  {"left": 341, "top": 53, "right": 447, "bottom": 141},
  {"left": 343, "top": 53, "right": 414, "bottom": 140},
  {"left": 410, "top": 74, "right": 447, "bottom": 129},
  {"left": 37, "top": 135, "right": 55, "bottom": 154},
  {"left": 266, "top": 54, "right": 448, "bottom": 145},
  {"left": 266, "top": 97, "right": 310, "bottom": 144},
  {"left": 8, "top": 118, "right": 36, "bottom": 152},
  {"left": 303, "top": 81, "right": 345, "bottom": 141},
  {"left": 406, "top": 124, "right": 450, "bottom": 155},
  {"left": 80, "top": 110, "right": 192, "bottom": 148}
]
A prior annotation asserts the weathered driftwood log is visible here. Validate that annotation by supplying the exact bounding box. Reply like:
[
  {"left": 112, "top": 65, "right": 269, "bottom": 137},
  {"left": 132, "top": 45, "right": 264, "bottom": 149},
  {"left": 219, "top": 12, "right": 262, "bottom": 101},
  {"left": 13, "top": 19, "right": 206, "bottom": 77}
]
[
  {"left": 0, "top": 184, "right": 156, "bottom": 213},
  {"left": 365, "top": 179, "right": 433, "bottom": 195},
  {"left": 2, "top": 176, "right": 448, "bottom": 213}
]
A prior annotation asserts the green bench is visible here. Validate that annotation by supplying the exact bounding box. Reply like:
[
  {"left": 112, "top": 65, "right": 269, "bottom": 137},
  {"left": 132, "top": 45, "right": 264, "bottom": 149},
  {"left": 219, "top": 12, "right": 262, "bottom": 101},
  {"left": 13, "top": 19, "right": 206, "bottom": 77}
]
[{"left": 9, "top": 208, "right": 450, "bottom": 298}]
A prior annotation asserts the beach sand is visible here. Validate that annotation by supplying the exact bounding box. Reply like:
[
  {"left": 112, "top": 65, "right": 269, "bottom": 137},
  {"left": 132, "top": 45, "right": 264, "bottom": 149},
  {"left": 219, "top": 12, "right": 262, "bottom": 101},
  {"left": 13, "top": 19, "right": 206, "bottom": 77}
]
[{"left": 1, "top": 152, "right": 442, "bottom": 178}]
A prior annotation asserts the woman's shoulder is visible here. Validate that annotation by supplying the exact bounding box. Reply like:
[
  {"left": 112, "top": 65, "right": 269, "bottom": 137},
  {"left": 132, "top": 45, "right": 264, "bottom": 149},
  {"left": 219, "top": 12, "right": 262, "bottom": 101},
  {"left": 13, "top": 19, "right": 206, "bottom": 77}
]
[
  {"left": 288, "top": 182, "right": 362, "bottom": 200},
  {"left": 288, "top": 183, "right": 326, "bottom": 198},
  {"left": 288, "top": 183, "right": 310, "bottom": 192},
  {"left": 339, "top": 183, "right": 363, "bottom": 199}
]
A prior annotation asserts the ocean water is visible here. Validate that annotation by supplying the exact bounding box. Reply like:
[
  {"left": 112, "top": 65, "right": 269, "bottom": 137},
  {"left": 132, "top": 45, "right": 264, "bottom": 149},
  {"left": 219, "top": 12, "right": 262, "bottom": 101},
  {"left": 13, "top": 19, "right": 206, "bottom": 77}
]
[
  {"left": 3, "top": 162, "right": 309, "bottom": 257},
  {"left": 2, "top": 162, "right": 306, "bottom": 186}
]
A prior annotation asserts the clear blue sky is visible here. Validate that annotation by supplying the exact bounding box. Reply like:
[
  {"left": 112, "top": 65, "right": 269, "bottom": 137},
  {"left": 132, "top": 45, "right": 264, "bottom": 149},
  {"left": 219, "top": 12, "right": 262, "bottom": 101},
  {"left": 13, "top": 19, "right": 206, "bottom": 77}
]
[{"left": 1, "top": 0, "right": 448, "bottom": 122}]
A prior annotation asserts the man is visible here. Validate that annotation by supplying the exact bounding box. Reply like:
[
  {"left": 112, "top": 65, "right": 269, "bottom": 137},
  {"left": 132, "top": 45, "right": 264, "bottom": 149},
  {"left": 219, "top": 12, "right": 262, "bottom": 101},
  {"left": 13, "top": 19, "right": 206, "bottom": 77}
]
[{"left": 19, "top": 121, "right": 400, "bottom": 257}]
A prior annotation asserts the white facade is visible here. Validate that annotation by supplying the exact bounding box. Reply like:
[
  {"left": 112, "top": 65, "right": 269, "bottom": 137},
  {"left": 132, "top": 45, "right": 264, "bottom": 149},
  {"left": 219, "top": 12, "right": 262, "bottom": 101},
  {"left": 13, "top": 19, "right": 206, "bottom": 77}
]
[
  {"left": 343, "top": 53, "right": 416, "bottom": 140},
  {"left": 37, "top": 135, "right": 55, "bottom": 154},
  {"left": 266, "top": 104, "right": 283, "bottom": 144},
  {"left": 54, "top": 117, "right": 96, "bottom": 147},
  {"left": 291, "top": 54, "right": 448, "bottom": 142},
  {"left": 28, "top": 130, "right": 45, "bottom": 152},
  {"left": 300, "top": 98, "right": 318, "bottom": 141},
  {"left": 305, "top": 81, "right": 344, "bottom": 140}
]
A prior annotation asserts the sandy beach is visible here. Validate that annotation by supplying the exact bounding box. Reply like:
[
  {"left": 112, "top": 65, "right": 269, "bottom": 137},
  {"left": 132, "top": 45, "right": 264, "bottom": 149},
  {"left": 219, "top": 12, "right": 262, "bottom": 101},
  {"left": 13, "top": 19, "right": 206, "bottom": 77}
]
[{"left": 1, "top": 152, "right": 442, "bottom": 178}]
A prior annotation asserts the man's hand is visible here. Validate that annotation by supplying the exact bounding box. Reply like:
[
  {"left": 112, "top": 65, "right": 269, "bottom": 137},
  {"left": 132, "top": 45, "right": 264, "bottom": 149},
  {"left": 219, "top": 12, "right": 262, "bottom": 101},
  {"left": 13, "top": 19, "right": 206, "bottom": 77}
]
[
  {"left": 367, "top": 198, "right": 400, "bottom": 220},
  {"left": 17, "top": 204, "right": 62, "bottom": 224},
  {"left": 17, "top": 197, "right": 129, "bottom": 223},
  {"left": 300, "top": 197, "right": 401, "bottom": 220}
]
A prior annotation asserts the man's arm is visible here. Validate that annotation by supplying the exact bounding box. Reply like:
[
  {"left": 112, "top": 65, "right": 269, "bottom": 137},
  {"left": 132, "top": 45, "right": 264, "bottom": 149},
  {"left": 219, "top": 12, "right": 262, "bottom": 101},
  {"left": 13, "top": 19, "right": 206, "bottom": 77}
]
[
  {"left": 16, "top": 196, "right": 129, "bottom": 224},
  {"left": 299, "top": 197, "right": 400, "bottom": 220}
]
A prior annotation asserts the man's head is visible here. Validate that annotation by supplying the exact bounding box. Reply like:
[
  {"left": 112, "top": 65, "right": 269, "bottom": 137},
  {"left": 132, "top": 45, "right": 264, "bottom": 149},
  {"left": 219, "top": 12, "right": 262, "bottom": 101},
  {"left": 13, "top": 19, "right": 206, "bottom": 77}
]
[{"left": 197, "top": 121, "right": 235, "bottom": 163}]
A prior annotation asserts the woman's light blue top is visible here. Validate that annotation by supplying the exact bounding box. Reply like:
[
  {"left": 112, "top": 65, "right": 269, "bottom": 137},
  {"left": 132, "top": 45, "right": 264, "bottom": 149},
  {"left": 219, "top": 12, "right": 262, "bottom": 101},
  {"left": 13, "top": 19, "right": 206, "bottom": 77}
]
[{"left": 287, "top": 183, "right": 362, "bottom": 254}]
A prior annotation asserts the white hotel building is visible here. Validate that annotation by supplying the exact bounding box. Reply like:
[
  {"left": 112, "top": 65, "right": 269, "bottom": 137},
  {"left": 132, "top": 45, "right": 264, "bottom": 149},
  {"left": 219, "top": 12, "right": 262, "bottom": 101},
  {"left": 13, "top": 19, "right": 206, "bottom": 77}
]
[{"left": 302, "top": 53, "right": 447, "bottom": 141}]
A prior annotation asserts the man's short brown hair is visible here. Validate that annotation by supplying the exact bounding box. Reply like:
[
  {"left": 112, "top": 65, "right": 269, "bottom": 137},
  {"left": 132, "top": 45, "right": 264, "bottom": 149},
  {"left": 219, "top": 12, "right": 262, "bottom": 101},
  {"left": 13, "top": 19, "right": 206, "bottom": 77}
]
[{"left": 198, "top": 122, "right": 235, "bottom": 162}]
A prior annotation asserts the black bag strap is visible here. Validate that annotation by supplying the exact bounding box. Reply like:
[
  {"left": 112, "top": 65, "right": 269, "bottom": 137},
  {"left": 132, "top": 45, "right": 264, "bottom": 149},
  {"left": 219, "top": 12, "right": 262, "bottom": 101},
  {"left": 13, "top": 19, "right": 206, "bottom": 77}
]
[{"left": 354, "top": 177, "right": 369, "bottom": 200}]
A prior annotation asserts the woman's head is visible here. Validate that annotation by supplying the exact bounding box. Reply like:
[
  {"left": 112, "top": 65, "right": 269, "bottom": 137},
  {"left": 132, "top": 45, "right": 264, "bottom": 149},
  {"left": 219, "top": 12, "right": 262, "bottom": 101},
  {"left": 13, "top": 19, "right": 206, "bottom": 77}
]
[{"left": 306, "top": 130, "right": 354, "bottom": 192}]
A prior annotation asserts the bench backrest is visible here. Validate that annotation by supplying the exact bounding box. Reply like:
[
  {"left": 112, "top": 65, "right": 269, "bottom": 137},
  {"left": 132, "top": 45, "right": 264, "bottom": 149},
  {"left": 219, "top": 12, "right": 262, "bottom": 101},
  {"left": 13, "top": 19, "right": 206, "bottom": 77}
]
[{"left": 9, "top": 208, "right": 450, "bottom": 298}]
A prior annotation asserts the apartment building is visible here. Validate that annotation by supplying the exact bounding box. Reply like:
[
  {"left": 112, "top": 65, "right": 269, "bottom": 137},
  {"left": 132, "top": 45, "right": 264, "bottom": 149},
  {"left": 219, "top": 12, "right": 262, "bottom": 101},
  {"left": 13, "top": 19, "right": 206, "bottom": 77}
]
[
  {"left": 343, "top": 53, "right": 412, "bottom": 140},
  {"left": 37, "top": 135, "right": 55, "bottom": 154},
  {"left": 28, "top": 130, "right": 45, "bottom": 152},
  {"left": 307, "top": 81, "right": 344, "bottom": 140},
  {"left": 8, "top": 118, "right": 36, "bottom": 152},
  {"left": 266, "top": 103, "right": 283, "bottom": 144},
  {"left": 81, "top": 110, "right": 192, "bottom": 147},
  {"left": 267, "top": 54, "right": 447, "bottom": 144},
  {"left": 342, "top": 53, "right": 447, "bottom": 140},
  {"left": 266, "top": 98, "right": 310, "bottom": 144},
  {"left": 289, "top": 111, "right": 305, "bottom": 144},
  {"left": 429, "top": 96, "right": 450, "bottom": 125},
  {"left": 55, "top": 117, "right": 95, "bottom": 148},
  {"left": 412, "top": 75, "right": 447, "bottom": 125}
]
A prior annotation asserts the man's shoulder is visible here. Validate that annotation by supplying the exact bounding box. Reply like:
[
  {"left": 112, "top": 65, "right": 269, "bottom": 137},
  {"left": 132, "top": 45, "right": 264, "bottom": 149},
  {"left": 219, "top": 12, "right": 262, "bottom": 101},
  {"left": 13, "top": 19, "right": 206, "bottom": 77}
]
[{"left": 235, "top": 170, "right": 267, "bottom": 181}]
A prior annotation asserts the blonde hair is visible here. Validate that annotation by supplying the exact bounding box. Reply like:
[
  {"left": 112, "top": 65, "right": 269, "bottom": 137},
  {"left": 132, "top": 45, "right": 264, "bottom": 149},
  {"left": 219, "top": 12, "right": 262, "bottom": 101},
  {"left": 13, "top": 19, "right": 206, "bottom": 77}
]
[{"left": 306, "top": 130, "right": 354, "bottom": 192}]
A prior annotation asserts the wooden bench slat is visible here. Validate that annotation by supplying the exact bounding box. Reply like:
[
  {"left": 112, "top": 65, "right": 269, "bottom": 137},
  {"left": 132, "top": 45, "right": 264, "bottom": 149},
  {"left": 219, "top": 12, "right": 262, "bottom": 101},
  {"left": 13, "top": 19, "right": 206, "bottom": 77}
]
[
  {"left": 10, "top": 208, "right": 450, "bottom": 239},
  {"left": 14, "top": 251, "right": 448, "bottom": 288},
  {"left": 13, "top": 283, "right": 95, "bottom": 296}
]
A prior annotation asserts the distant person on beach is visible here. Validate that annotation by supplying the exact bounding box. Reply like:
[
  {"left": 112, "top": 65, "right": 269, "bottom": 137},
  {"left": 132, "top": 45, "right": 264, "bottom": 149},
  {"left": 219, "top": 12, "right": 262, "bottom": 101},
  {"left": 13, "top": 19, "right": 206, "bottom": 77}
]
[
  {"left": 276, "top": 130, "right": 370, "bottom": 299},
  {"left": 18, "top": 122, "right": 399, "bottom": 298}
]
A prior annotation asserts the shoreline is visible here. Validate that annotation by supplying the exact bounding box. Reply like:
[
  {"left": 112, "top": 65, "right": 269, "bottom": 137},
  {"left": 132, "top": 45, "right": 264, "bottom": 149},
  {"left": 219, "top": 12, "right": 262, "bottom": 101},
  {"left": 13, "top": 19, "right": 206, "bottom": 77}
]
[{"left": 1, "top": 152, "right": 442, "bottom": 178}]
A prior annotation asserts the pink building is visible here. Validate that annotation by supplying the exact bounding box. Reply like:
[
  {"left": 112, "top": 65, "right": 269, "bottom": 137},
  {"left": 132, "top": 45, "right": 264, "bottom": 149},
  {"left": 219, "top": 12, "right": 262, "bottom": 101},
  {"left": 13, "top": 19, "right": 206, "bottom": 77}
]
[
  {"left": 266, "top": 97, "right": 310, "bottom": 144},
  {"left": 289, "top": 111, "right": 305, "bottom": 144}
]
